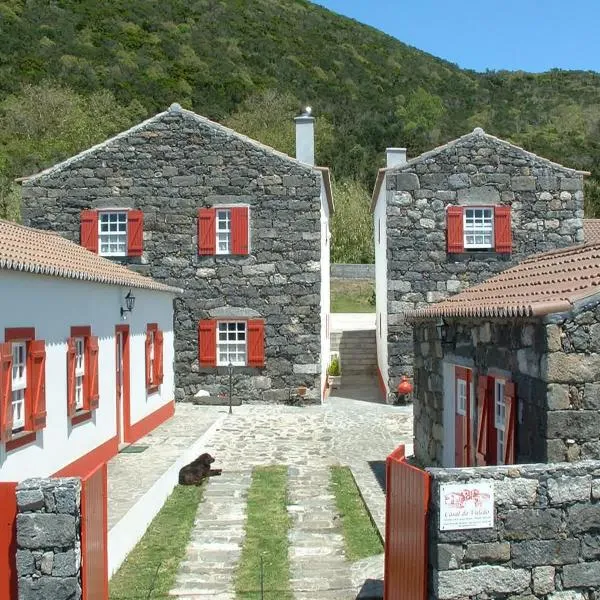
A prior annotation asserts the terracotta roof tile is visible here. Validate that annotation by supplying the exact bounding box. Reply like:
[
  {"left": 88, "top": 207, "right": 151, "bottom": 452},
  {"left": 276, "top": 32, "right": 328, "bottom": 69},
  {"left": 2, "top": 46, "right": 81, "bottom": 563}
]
[
  {"left": 407, "top": 243, "right": 600, "bottom": 320},
  {"left": 0, "top": 219, "right": 180, "bottom": 293},
  {"left": 584, "top": 219, "right": 600, "bottom": 244}
]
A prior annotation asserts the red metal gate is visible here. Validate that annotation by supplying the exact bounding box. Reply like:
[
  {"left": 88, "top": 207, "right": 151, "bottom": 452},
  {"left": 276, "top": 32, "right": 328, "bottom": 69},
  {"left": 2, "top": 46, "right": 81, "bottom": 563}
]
[
  {"left": 81, "top": 462, "right": 108, "bottom": 600},
  {"left": 384, "top": 444, "right": 431, "bottom": 600},
  {"left": 0, "top": 482, "right": 17, "bottom": 600}
]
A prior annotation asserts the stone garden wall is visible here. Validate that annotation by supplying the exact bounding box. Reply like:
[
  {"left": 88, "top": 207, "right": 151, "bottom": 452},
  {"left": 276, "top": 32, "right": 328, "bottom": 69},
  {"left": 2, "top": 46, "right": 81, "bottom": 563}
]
[
  {"left": 16, "top": 478, "right": 82, "bottom": 600},
  {"left": 427, "top": 461, "right": 600, "bottom": 600},
  {"left": 21, "top": 105, "right": 325, "bottom": 403},
  {"left": 387, "top": 128, "right": 584, "bottom": 391}
]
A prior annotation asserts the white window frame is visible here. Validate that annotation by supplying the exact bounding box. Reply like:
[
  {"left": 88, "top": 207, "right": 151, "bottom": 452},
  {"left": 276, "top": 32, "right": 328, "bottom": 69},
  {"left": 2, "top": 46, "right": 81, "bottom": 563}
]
[
  {"left": 456, "top": 378, "right": 467, "bottom": 416},
  {"left": 98, "top": 210, "right": 128, "bottom": 257},
  {"left": 495, "top": 379, "right": 506, "bottom": 465},
  {"left": 216, "top": 208, "right": 232, "bottom": 255},
  {"left": 11, "top": 341, "right": 27, "bottom": 431},
  {"left": 74, "top": 337, "right": 85, "bottom": 411},
  {"left": 464, "top": 207, "right": 494, "bottom": 249},
  {"left": 217, "top": 321, "right": 247, "bottom": 366}
]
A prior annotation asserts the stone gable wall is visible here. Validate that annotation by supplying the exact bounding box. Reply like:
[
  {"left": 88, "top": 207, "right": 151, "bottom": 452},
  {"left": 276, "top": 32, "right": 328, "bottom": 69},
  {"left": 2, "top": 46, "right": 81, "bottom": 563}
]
[
  {"left": 21, "top": 109, "right": 324, "bottom": 402},
  {"left": 387, "top": 131, "right": 584, "bottom": 392},
  {"left": 427, "top": 462, "right": 600, "bottom": 600},
  {"left": 16, "top": 478, "right": 82, "bottom": 600}
]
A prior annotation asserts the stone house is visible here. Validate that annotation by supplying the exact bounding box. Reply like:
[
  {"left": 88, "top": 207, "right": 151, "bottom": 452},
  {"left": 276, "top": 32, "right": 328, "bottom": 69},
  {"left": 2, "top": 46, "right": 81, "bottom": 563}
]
[
  {"left": 19, "top": 104, "right": 333, "bottom": 403},
  {"left": 372, "top": 128, "right": 588, "bottom": 399},
  {"left": 406, "top": 242, "right": 600, "bottom": 468}
]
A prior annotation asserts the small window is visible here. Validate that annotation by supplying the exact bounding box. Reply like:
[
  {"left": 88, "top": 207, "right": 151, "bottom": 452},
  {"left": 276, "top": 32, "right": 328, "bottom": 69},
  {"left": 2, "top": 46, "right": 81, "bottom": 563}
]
[
  {"left": 217, "top": 321, "right": 246, "bottom": 366},
  {"left": 495, "top": 379, "right": 506, "bottom": 465},
  {"left": 99, "top": 211, "right": 128, "bottom": 256},
  {"left": 464, "top": 208, "right": 493, "bottom": 249},
  {"left": 216, "top": 209, "right": 231, "bottom": 255},
  {"left": 11, "top": 342, "right": 27, "bottom": 431},
  {"left": 456, "top": 378, "right": 467, "bottom": 416},
  {"left": 74, "top": 337, "right": 85, "bottom": 410}
]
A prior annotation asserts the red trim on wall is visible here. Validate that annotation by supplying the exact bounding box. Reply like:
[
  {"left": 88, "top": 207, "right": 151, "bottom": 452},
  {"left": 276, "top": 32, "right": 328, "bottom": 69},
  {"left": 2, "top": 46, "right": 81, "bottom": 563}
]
[
  {"left": 71, "top": 325, "right": 92, "bottom": 338},
  {"left": 4, "top": 327, "right": 35, "bottom": 341},
  {"left": 6, "top": 431, "right": 37, "bottom": 452},
  {"left": 126, "top": 400, "right": 174, "bottom": 445},
  {"left": 0, "top": 482, "right": 18, "bottom": 600},
  {"left": 377, "top": 366, "right": 387, "bottom": 399},
  {"left": 72, "top": 411, "right": 93, "bottom": 426},
  {"left": 116, "top": 325, "right": 131, "bottom": 444},
  {"left": 54, "top": 435, "right": 119, "bottom": 478}
]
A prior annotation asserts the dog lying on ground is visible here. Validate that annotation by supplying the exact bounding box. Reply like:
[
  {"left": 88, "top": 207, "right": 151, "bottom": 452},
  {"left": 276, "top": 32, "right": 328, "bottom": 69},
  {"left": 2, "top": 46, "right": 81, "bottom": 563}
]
[{"left": 178, "top": 452, "right": 222, "bottom": 485}]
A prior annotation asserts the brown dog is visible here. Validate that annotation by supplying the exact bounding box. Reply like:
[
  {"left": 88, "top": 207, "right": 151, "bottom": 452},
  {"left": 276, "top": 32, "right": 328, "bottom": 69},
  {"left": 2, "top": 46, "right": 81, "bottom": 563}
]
[{"left": 178, "top": 452, "right": 222, "bottom": 485}]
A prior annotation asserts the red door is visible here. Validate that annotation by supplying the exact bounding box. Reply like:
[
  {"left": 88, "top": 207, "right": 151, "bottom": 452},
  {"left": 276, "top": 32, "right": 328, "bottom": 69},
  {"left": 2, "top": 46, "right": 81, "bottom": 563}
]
[
  {"left": 454, "top": 367, "right": 472, "bottom": 467},
  {"left": 115, "top": 325, "right": 130, "bottom": 445}
]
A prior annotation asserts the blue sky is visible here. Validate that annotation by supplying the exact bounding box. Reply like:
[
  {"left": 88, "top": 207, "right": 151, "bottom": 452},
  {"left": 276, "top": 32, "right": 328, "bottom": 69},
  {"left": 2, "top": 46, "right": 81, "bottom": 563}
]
[{"left": 313, "top": 0, "right": 599, "bottom": 73}]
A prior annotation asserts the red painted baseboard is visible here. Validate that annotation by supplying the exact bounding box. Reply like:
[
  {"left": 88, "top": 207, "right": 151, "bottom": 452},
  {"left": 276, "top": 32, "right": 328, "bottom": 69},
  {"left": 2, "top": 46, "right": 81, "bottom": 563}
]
[
  {"left": 0, "top": 482, "right": 18, "bottom": 600},
  {"left": 54, "top": 435, "right": 119, "bottom": 479},
  {"left": 126, "top": 399, "right": 175, "bottom": 445}
]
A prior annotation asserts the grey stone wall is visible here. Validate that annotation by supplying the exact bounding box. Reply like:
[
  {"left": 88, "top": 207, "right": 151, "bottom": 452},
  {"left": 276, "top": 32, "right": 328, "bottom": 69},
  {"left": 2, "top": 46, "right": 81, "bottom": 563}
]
[
  {"left": 16, "top": 478, "right": 81, "bottom": 600},
  {"left": 413, "top": 299, "right": 600, "bottom": 468},
  {"left": 427, "top": 461, "right": 600, "bottom": 600},
  {"left": 330, "top": 264, "right": 374, "bottom": 279},
  {"left": 21, "top": 106, "right": 325, "bottom": 402},
  {"left": 387, "top": 129, "right": 584, "bottom": 392}
]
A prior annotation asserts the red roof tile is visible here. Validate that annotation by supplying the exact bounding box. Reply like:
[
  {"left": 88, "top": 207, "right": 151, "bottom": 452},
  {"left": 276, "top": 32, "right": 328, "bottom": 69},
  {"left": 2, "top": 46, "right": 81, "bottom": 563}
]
[{"left": 584, "top": 219, "right": 600, "bottom": 244}]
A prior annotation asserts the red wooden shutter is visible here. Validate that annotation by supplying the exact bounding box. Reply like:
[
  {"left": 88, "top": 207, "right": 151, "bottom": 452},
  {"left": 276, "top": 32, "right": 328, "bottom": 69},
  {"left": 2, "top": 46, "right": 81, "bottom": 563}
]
[
  {"left": 87, "top": 336, "right": 99, "bottom": 411},
  {"left": 447, "top": 206, "right": 464, "bottom": 253},
  {"left": 127, "top": 210, "right": 144, "bottom": 256},
  {"left": 29, "top": 340, "right": 46, "bottom": 431},
  {"left": 0, "top": 343, "right": 13, "bottom": 441},
  {"left": 198, "top": 208, "right": 216, "bottom": 255},
  {"left": 247, "top": 320, "right": 265, "bottom": 368},
  {"left": 80, "top": 210, "right": 98, "bottom": 254},
  {"left": 155, "top": 330, "right": 164, "bottom": 385},
  {"left": 504, "top": 381, "right": 517, "bottom": 465},
  {"left": 145, "top": 330, "right": 152, "bottom": 388},
  {"left": 476, "top": 375, "right": 490, "bottom": 465},
  {"left": 231, "top": 206, "right": 249, "bottom": 255},
  {"left": 494, "top": 205, "right": 512, "bottom": 253},
  {"left": 198, "top": 320, "right": 217, "bottom": 367},
  {"left": 66, "top": 338, "right": 77, "bottom": 418}
]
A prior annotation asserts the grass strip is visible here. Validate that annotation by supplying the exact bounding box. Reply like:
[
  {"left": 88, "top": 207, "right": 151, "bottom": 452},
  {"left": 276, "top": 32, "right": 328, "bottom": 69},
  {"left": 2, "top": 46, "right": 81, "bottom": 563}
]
[
  {"left": 330, "top": 466, "right": 383, "bottom": 561},
  {"left": 109, "top": 484, "right": 204, "bottom": 599},
  {"left": 235, "top": 466, "right": 292, "bottom": 600},
  {"left": 331, "top": 279, "right": 375, "bottom": 313}
]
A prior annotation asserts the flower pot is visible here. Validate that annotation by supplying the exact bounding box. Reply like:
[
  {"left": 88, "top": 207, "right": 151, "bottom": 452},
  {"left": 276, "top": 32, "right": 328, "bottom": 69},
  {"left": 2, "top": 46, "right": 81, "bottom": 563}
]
[{"left": 328, "top": 375, "right": 342, "bottom": 389}]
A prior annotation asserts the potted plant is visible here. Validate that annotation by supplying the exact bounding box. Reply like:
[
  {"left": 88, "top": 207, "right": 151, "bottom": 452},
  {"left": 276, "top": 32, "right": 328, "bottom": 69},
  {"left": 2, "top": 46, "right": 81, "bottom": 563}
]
[{"left": 327, "top": 355, "right": 342, "bottom": 389}]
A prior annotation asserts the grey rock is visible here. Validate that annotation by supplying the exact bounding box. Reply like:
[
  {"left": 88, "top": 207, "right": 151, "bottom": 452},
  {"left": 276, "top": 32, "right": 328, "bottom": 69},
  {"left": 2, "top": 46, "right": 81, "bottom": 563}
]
[
  {"left": 511, "top": 539, "right": 580, "bottom": 567},
  {"left": 504, "top": 508, "right": 562, "bottom": 540},
  {"left": 547, "top": 475, "right": 591, "bottom": 504},
  {"left": 562, "top": 560, "right": 600, "bottom": 588},
  {"left": 16, "top": 514, "right": 77, "bottom": 549},
  {"left": 18, "top": 576, "right": 81, "bottom": 600},
  {"left": 532, "top": 565, "right": 555, "bottom": 595},
  {"left": 435, "top": 565, "right": 530, "bottom": 599},
  {"left": 463, "top": 542, "right": 510, "bottom": 563}
]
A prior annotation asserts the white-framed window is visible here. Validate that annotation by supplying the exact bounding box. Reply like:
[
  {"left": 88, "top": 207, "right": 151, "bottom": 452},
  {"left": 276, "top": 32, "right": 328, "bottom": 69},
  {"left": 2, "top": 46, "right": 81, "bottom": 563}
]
[
  {"left": 74, "top": 337, "right": 85, "bottom": 410},
  {"left": 99, "top": 211, "right": 128, "bottom": 256},
  {"left": 464, "top": 207, "right": 493, "bottom": 249},
  {"left": 148, "top": 331, "right": 155, "bottom": 386},
  {"left": 216, "top": 209, "right": 231, "bottom": 255},
  {"left": 217, "top": 321, "right": 246, "bottom": 366},
  {"left": 11, "top": 341, "right": 27, "bottom": 431},
  {"left": 495, "top": 379, "right": 506, "bottom": 464},
  {"left": 456, "top": 378, "right": 467, "bottom": 416}
]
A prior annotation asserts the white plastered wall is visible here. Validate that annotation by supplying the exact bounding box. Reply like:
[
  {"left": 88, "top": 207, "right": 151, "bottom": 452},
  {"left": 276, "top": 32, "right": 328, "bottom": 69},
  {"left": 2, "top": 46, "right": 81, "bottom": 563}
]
[
  {"left": 374, "top": 179, "right": 389, "bottom": 395},
  {"left": 320, "top": 181, "right": 331, "bottom": 399},
  {"left": 0, "top": 270, "right": 175, "bottom": 482}
]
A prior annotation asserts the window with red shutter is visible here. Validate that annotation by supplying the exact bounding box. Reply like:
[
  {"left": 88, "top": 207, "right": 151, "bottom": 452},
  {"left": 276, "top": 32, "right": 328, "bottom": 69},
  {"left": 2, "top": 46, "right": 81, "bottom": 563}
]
[
  {"left": 494, "top": 205, "right": 512, "bottom": 253},
  {"left": 155, "top": 330, "right": 164, "bottom": 385},
  {"left": 66, "top": 338, "right": 77, "bottom": 418},
  {"left": 231, "top": 206, "right": 250, "bottom": 255},
  {"left": 127, "top": 210, "right": 144, "bottom": 256},
  {"left": 80, "top": 210, "right": 99, "bottom": 254},
  {"left": 476, "top": 375, "right": 490, "bottom": 466},
  {"left": 86, "top": 336, "right": 99, "bottom": 411},
  {"left": 146, "top": 324, "right": 163, "bottom": 392},
  {"left": 503, "top": 381, "right": 517, "bottom": 465},
  {"left": 198, "top": 208, "right": 216, "bottom": 255},
  {"left": 0, "top": 343, "right": 13, "bottom": 441},
  {"left": 29, "top": 340, "right": 46, "bottom": 431},
  {"left": 446, "top": 206, "right": 464, "bottom": 253},
  {"left": 198, "top": 320, "right": 217, "bottom": 367},
  {"left": 247, "top": 320, "right": 265, "bottom": 368}
]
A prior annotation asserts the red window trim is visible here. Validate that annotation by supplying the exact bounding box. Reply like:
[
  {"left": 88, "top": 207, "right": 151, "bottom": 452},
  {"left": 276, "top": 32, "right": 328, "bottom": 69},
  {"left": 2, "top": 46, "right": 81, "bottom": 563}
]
[
  {"left": 5, "top": 328, "right": 35, "bottom": 342},
  {"left": 6, "top": 431, "right": 37, "bottom": 452},
  {"left": 71, "top": 325, "right": 92, "bottom": 338},
  {"left": 201, "top": 318, "right": 265, "bottom": 368},
  {"left": 145, "top": 323, "right": 162, "bottom": 393},
  {"left": 68, "top": 325, "right": 98, "bottom": 420},
  {"left": 71, "top": 411, "right": 93, "bottom": 426}
]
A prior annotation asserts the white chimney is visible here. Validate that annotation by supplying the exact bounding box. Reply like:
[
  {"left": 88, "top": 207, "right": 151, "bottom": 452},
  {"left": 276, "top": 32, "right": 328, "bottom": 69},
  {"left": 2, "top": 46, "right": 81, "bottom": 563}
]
[
  {"left": 386, "top": 147, "right": 407, "bottom": 168},
  {"left": 295, "top": 107, "right": 315, "bottom": 166}
]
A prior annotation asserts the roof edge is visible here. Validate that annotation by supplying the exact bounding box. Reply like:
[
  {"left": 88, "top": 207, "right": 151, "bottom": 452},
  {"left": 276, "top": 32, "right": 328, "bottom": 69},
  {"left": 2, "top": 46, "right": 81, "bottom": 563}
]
[{"left": 314, "top": 166, "right": 334, "bottom": 214}]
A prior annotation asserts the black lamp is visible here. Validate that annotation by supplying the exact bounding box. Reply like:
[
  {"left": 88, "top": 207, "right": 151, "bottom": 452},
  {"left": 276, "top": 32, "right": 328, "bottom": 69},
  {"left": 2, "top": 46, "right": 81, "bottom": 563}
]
[
  {"left": 121, "top": 290, "right": 136, "bottom": 318},
  {"left": 435, "top": 318, "right": 448, "bottom": 344}
]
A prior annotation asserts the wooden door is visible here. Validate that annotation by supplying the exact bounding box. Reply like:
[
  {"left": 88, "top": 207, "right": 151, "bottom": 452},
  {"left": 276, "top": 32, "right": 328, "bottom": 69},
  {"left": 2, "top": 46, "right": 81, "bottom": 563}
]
[
  {"left": 454, "top": 367, "right": 472, "bottom": 467},
  {"left": 115, "top": 325, "right": 129, "bottom": 445}
]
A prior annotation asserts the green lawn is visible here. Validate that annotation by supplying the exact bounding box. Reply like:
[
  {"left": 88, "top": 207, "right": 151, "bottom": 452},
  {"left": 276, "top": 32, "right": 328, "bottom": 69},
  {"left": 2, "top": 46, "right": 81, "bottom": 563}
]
[
  {"left": 235, "top": 466, "right": 292, "bottom": 600},
  {"left": 331, "top": 279, "right": 375, "bottom": 313},
  {"left": 109, "top": 485, "right": 204, "bottom": 599},
  {"left": 330, "top": 466, "right": 383, "bottom": 561}
]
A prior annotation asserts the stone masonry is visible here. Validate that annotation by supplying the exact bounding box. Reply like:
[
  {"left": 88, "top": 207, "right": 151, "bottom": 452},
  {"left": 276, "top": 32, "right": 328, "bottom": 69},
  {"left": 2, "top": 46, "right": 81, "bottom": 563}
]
[
  {"left": 20, "top": 104, "right": 326, "bottom": 403},
  {"left": 427, "top": 461, "right": 600, "bottom": 600},
  {"left": 385, "top": 128, "right": 585, "bottom": 391},
  {"left": 412, "top": 297, "right": 600, "bottom": 467},
  {"left": 16, "top": 478, "right": 82, "bottom": 600}
]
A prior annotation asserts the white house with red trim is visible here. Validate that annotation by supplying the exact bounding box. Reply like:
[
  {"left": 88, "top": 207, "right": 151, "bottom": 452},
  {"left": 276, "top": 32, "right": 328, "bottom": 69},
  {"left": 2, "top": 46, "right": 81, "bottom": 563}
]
[
  {"left": 371, "top": 128, "right": 586, "bottom": 399},
  {"left": 0, "top": 219, "right": 179, "bottom": 598}
]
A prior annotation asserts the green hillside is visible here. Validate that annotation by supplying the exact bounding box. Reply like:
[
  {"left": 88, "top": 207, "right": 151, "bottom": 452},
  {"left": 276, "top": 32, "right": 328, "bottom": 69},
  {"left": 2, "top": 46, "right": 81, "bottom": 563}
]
[{"left": 1, "top": 0, "right": 600, "bottom": 227}]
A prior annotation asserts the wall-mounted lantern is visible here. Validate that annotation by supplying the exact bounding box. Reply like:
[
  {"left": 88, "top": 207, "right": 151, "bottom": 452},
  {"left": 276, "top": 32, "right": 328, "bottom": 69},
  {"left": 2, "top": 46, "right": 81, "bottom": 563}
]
[{"left": 121, "top": 290, "right": 136, "bottom": 319}]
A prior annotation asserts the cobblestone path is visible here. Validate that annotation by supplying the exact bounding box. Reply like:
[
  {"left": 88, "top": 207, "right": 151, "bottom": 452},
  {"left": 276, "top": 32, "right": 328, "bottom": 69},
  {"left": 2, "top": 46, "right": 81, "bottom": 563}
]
[
  {"left": 169, "top": 471, "right": 251, "bottom": 599},
  {"left": 288, "top": 467, "right": 355, "bottom": 599}
]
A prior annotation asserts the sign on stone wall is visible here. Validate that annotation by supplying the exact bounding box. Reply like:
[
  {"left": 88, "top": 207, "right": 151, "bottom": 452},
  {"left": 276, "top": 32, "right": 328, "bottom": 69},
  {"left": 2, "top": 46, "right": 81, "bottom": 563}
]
[{"left": 440, "top": 481, "right": 494, "bottom": 531}]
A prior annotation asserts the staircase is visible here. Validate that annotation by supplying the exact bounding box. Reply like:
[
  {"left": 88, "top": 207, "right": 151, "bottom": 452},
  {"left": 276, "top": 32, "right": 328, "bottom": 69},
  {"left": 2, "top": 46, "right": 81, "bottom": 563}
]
[{"left": 331, "top": 329, "right": 377, "bottom": 376}]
